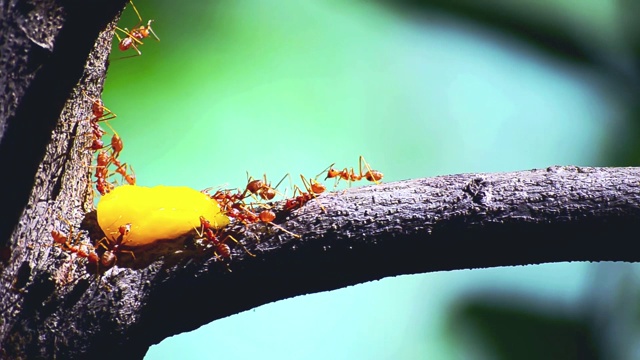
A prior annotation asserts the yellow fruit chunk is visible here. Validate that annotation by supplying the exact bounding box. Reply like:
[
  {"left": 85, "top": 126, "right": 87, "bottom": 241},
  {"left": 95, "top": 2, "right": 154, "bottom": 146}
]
[{"left": 97, "top": 185, "right": 229, "bottom": 247}]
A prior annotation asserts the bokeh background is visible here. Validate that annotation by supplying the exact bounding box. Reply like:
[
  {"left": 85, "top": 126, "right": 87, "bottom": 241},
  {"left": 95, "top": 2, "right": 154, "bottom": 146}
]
[{"left": 101, "top": 0, "right": 640, "bottom": 358}]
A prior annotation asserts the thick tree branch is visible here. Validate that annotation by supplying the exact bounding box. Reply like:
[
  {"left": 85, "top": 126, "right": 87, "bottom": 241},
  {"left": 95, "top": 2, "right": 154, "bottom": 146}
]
[{"left": 4, "top": 161, "right": 640, "bottom": 358}]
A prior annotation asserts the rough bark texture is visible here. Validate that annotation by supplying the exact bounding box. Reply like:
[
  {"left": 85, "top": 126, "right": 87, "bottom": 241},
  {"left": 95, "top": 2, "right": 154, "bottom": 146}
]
[
  {"left": 0, "top": 0, "right": 127, "bottom": 358},
  {"left": 3, "top": 163, "right": 640, "bottom": 358},
  {"left": 2, "top": 1, "right": 640, "bottom": 360}
]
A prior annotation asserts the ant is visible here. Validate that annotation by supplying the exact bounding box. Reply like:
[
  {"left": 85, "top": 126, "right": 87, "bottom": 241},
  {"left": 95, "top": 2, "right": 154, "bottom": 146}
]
[
  {"left": 284, "top": 175, "right": 326, "bottom": 212},
  {"left": 96, "top": 223, "right": 135, "bottom": 269},
  {"left": 208, "top": 188, "right": 245, "bottom": 213},
  {"left": 323, "top": 156, "right": 383, "bottom": 187},
  {"left": 115, "top": 1, "right": 160, "bottom": 58},
  {"left": 229, "top": 202, "right": 300, "bottom": 238},
  {"left": 242, "top": 173, "right": 287, "bottom": 201},
  {"left": 112, "top": 159, "right": 136, "bottom": 185},
  {"left": 198, "top": 216, "right": 255, "bottom": 261},
  {"left": 81, "top": 92, "right": 116, "bottom": 150},
  {"left": 88, "top": 121, "right": 134, "bottom": 192},
  {"left": 92, "top": 150, "right": 116, "bottom": 195},
  {"left": 51, "top": 216, "right": 100, "bottom": 267},
  {"left": 94, "top": 120, "right": 124, "bottom": 159}
]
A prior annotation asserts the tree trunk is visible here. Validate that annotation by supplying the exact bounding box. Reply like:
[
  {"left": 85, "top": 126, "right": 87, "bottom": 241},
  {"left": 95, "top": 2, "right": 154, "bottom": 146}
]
[{"left": 2, "top": 1, "right": 640, "bottom": 359}]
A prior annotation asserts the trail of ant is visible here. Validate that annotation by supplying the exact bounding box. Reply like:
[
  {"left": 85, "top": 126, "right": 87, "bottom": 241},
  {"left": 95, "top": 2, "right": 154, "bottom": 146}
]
[
  {"left": 114, "top": 0, "right": 160, "bottom": 59},
  {"left": 237, "top": 173, "right": 305, "bottom": 237},
  {"left": 76, "top": 91, "right": 117, "bottom": 152},
  {"left": 89, "top": 121, "right": 136, "bottom": 193},
  {"left": 322, "top": 155, "right": 383, "bottom": 189},
  {"left": 50, "top": 214, "right": 116, "bottom": 289},
  {"left": 91, "top": 150, "right": 115, "bottom": 195},
  {"left": 205, "top": 173, "right": 301, "bottom": 239},
  {"left": 50, "top": 215, "right": 100, "bottom": 280}
]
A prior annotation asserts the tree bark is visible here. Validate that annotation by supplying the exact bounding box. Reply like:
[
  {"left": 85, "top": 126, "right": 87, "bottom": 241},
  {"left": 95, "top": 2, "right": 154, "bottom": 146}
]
[{"left": 2, "top": 1, "right": 640, "bottom": 359}]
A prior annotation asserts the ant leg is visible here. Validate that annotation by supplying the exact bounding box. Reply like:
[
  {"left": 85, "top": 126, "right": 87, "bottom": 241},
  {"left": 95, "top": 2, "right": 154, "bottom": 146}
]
[
  {"left": 271, "top": 173, "right": 293, "bottom": 199},
  {"left": 121, "top": 249, "right": 136, "bottom": 260},
  {"left": 221, "top": 235, "right": 256, "bottom": 257},
  {"left": 128, "top": 0, "right": 144, "bottom": 24},
  {"left": 101, "top": 121, "right": 123, "bottom": 158}
]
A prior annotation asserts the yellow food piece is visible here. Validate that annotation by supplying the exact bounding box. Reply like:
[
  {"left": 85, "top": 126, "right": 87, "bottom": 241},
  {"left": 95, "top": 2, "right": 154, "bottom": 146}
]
[{"left": 97, "top": 185, "right": 229, "bottom": 247}]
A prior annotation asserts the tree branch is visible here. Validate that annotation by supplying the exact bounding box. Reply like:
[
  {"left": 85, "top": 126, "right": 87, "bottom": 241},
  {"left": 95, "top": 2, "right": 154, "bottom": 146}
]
[{"left": 4, "top": 159, "right": 640, "bottom": 358}]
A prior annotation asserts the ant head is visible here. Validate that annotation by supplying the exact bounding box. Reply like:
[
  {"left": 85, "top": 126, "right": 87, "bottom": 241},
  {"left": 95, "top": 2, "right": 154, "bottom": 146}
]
[
  {"left": 143, "top": 20, "right": 160, "bottom": 41},
  {"left": 118, "top": 223, "right": 132, "bottom": 236},
  {"left": 326, "top": 168, "right": 340, "bottom": 180},
  {"left": 199, "top": 216, "right": 211, "bottom": 228}
]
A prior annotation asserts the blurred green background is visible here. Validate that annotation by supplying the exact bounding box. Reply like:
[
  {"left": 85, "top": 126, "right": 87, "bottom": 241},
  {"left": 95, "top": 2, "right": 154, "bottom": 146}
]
[{"left": 101, "top": 0, "right": 640, "bottom": 358}]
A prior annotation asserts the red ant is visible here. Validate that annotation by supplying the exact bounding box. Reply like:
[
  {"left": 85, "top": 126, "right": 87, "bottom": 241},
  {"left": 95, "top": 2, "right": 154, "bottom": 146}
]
[
  {"left": 323, "top": 156, "right": 383, "bottom": 187},
  {"left": 89, "top": 121, "right": 133, "bottom": 192},
  {"left": 111, "top": 158, "right": 136, "bottom": 185},
  {"left": 96, "top": 121, "right": 124, "bottom": 159},
  {"left": 242, "top": 173, "right": 280, "bottom": 201},
  {"left": 208, "top": 188, "right": 245, "bottom": 213},
  {"left": 92, "top": 150, "right": 116, "bottom": 195},
  {"left": 198, "top": 216, "right": 255, "bottom": 261},
  {"left": 284, "top": 175, "right": 326, "bottom": 212},
  {"left": 81, "top": 92, "right": 116, "bottom": 150},
  {"left": 115, "top": 1, "right": 160, "bottom": 58},
  {"left": 96, "top": 223, "right": 135, "bottom": 269},
  {"left": 51, "top": 216, "right": 100, "bottom": 267}
]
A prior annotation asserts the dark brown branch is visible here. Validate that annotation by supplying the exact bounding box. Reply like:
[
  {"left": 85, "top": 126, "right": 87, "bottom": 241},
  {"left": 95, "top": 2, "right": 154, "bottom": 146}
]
[{"left": 4, "top": 163, "right": 640, "bottom": 358}]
